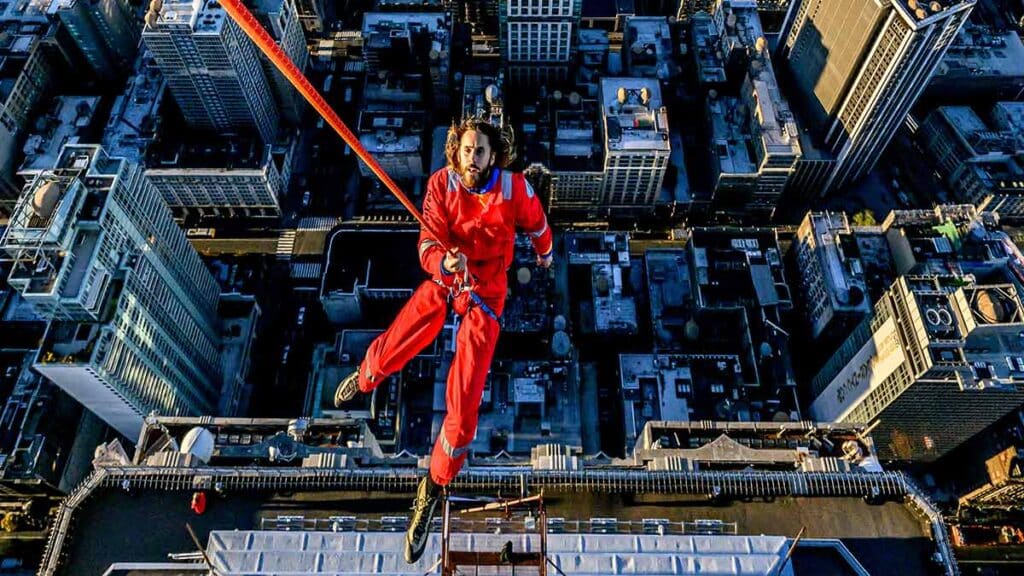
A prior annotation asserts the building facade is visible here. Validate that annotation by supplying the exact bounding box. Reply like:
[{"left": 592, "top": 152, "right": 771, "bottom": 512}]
[
  {"left": 811, "top": 275, "right": 1024, "bottom": 461},
  {"left": 781, "top": 0, "right": 975, "bottom": 196},
  {"left": 0, "top": 145, "right": 223, "bottom": 439},
  {"left": 793, "top": 212, "right": 870, "bottom": 340},
  {"left": 143, "top": 0, "right": 280, "bottom": 144},
  {"left": 919, "top": 104, "right": 1024, "bottom": 220},
  {"left": 500, "top": 0, "right": 581, "bottom": 85},
  {"left": 50, "top": 0, "right": 139, "bottom": 81},
  {"left": 253, "top": 0, "right": 309, "bottom": 125},
  {"left": 599, "top": 78, "right": 670, "bottom": 206}
]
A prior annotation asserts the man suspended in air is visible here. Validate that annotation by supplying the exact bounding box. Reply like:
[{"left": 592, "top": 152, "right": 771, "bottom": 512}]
[{"left": 333, "top": 117, "right": 553, "bottom": 563}]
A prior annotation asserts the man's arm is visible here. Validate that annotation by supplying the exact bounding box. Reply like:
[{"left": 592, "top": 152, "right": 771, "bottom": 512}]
[
  {"left": 514, "top": 175, "right": 554, "bottom": 268},
  {"left": 418, "top": 174, "right": 461, "bottom": 284}
]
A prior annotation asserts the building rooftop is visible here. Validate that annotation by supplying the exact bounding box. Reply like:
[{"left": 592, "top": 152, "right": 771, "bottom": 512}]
[
  {"left": 502, "top": 236, "right": 556, "bottom": 334},
  {"left": 0, "top": 0, "right": 49, "bottom": 23},
  {"left": 101, "top": 53, "right": 166, "bottom": 165},
  {"left": 599, "top": 78, "right": 670, "bottom": 153},
  {"left": 891, "top": 0, "right": 975, "bottom": 26},
  {"left": 646, "top": 249, "right": 696, "bottom": 350},
  {"left": 146, "top": 132, "right": 270, "bottom": 171},
  {"left": 691, "top": 12, "right": 727, "bottom": 84},
  {"left": 882, "top": 205, "right": 1012, "bottom": 277},
  {"left": 804, "top": 212, "right": 871, "bottom": 314},
  {"left": 812, "top": 274, "right": 1024, "bottom": 422},
  {"left": 936, "top": 23, "right": 1024, "bottom": 79},
  {"left": 472, "top": 359, "right": 582, "bottom": 455},
  {"left": 689, "top": 227, "right": 790, "bottom": 310},
  {"left": 707, "top": 1, "right": 800, "bottom": 174},
  {"left": 931, "top": 103, "right": 1024, "bottom": 157},
  {"left": 39, "top": 417, "right": 956, "bottom": 576},
  {"left": 363, "top": 11, "right": 447, "bottom": 33},
  {"left": 357, "top": 109, "right": 424, "bottom": 154},
  {"left": 550, "top": 98, "right": 604, "bottom": 172},
  {"left": 18, "top": 96, "right": 101, "bottom": 175},
  {"left": 152, "top": 0, "right": 229, "bottom": 34},
  {"left": 461, "top": 73, "right": 504, "bottom": 127},
  {"left": 992, "top": 101, "right": 1024, "bottom": 133},
  {"left": 321, "top": 228, "right": 422, "bottom": 297},
  {"left": 624, "top": 16, "right": 672, "bottom": 79},
  {"left": 591, "top": 262, "right": 638, "bottom": 333}
]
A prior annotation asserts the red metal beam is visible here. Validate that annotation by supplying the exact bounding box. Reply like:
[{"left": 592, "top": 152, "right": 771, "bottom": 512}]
[{"left": 218, "top": 0, "right": 447, "bottom": 248}]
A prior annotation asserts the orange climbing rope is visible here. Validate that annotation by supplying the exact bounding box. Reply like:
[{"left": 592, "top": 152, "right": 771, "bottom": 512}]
[{"left": 219, "top": 0, "right": 448, "bottom": 249}]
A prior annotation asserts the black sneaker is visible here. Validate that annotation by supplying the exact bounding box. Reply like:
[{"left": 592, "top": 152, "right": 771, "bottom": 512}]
[
  {"left": 404, "top": 475, "right": 442, "bottom": 564},
  {"left": 332, "top": 370, "right": 361, "bottom": 407}
]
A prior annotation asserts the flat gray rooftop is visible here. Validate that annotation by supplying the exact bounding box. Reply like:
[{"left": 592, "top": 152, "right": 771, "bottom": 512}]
[{"left": 62, "top": 487, "right": 932, "bottom": 576}]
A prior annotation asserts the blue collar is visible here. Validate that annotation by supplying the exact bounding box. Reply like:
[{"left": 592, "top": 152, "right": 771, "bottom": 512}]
[{"left": 463, "top": 168, "right": 499, "bottom": 195}]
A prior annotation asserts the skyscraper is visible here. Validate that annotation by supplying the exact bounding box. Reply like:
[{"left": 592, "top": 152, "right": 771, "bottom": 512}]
[
  {"left": 143, "top": 0, "right": 280, "bottom": 144},
  {"left": 500, "top": 0, "right": 581, "bottom": 85},
  {"left": 50, "top": 0, "right": 139, "bottom": 82},
  {"left": 810, "top": 275, "right": 1024, "bottom": 461},
  {"left": 0, "top": 144, "right": 223, "bottom": 439},
  {"left": 599, "top": 78, "right": 670, "bottom": 206},
  {"left": 252, "top": 0, "right": 309, "bottom": 125},
  {"left": 781, "top": 0, "right": 975, "bottom": 195}
]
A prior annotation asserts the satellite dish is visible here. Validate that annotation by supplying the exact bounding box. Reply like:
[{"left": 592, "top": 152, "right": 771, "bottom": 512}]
[
  {"left": 516, "top": 267, "right": 532, "bottom": 285},
  {"left": 568, "top": 92, "right": 581, "bottom": 106},
  {"left": 179, "top": 427, "right": 215, "bottom": 464},
  {"left": 552, "top": 90, "right": 563, "bottom": 101}
]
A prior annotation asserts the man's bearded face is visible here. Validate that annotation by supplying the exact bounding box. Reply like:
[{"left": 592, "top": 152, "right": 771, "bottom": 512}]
[{"left": 458, "top": 130, "right": 496, "bottom": 188}]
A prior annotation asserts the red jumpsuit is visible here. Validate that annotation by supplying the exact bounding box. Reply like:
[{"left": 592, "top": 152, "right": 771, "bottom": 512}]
[{"left": 356, "top": 167, "right": 552, "bottom": 485}]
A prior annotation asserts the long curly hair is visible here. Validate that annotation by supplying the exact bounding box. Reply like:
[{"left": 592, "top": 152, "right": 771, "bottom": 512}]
[{"left": 445, "top": 117, "right": 516, "bottom": 172}]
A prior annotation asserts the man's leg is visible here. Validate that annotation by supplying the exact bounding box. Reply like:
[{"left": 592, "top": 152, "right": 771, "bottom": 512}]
[
  {"left": 405, "top": 304, "right": 500, "bottom": 563},
  {"left": 335, "top": 281, "right": 447, "bottom": 406},
  {"left": 429, "top": 305, "right": 501, "bottom": 484},
  {"left": 360, "top": 280, "right": 450, "bottom": 391}
]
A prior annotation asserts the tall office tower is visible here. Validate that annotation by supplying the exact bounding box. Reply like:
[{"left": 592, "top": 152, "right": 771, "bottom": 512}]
[
  {"left": 143, "top": 0, "right": 280, "bottom": 145},
  {"left": 252, "top": 0, "right": 308, "bottom": 125},
  {"left": 781, "top": 0, "right": 975, "bottom": 196},
  {"left": 0, "top": 145, "right": 223, "bottom": 439},
  {"left": 500, "top": 0, "right": 581, "bottom": 86},
  {"left": 598, "top": 78, "right": 670, "bottom": 206},
  {"left": 50, "top": 0, "right": 139, "bottom": 82},
  {"left": 810, "top": 275, "right": 1024, "bottom": 462},
  {"left": 703, "top": 0, "right": 801, "bottom": 221}
]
